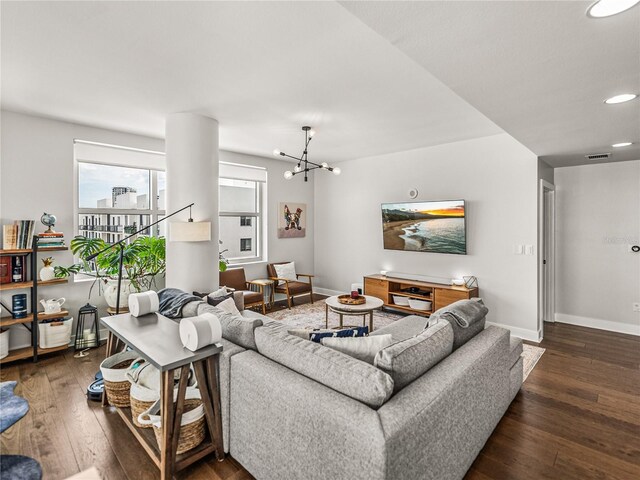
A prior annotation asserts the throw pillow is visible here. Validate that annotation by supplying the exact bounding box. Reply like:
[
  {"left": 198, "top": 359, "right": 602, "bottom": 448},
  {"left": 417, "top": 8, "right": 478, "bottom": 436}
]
[
  {"left": 309, "top": 326, "right": 369, "bottom": 343},
  {"left": 204, "top": 292, "right": 233, "bottom": 307},
  {"left": 374, "top": 321, "right": 453, "bottom": 391},
  {"left": 215, "top": 297, "right": 241, "bottom": 316},
  {"left": 273, "top": 262, "right": 297, "bottom": 283},
  {"left": 321, "top": 335, "right": 394, "bottom": 364}
]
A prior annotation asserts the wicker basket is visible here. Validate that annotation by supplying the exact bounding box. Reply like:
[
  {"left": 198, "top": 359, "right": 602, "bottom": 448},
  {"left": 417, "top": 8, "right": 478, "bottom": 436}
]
[
  {"left": 153, "top": 399, "right": 205, "bottom": 454},
  {"left": 138, "top": 388, "right": 205, "bottom": 455},
  {"left": 126, "top": 358, "right": 160, "bottom": 428},
  {"left": 100, "top": 351, "right": 139, "bottom": 407}
]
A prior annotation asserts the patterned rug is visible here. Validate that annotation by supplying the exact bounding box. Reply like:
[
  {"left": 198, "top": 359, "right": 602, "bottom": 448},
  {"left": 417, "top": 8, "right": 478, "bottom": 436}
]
[
  {"left": 522, "top": 344, "right": 545, "bottom": 381},
  {"left": 266, "top": 301, "right": 403, "bottom": 330},
  {"left": 266, "top": 301, "right": 545, "bottom": 381}
]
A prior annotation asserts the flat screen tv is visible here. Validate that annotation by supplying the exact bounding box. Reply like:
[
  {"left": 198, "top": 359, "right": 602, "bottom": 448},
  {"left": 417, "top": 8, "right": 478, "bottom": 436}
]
[{"left": 381, "top": 200, "right": 466, "bottom": 255}]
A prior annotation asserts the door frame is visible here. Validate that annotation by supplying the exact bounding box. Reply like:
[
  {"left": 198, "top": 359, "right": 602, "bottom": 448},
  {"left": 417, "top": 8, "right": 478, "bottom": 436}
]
[{"left": 538, "top": 179, "right": 556, "bottom": 336}]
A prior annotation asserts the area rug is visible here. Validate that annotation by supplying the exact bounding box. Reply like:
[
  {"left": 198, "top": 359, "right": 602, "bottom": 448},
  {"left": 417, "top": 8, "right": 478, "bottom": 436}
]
[
  {"left": 266, "top": 301, "right": 403, "bottom": 330},
  {"left": 522, "top": 344, "right": 545, "bottom": 381},
  {"left": 0, "top": 381, "right": 29, "bottom": 433}
]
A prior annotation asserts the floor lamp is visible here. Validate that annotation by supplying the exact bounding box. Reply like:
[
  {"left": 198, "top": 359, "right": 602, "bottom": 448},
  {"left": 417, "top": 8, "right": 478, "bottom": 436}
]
[{"left": 86, "top": 202, "right": 211, "bottom": 401}]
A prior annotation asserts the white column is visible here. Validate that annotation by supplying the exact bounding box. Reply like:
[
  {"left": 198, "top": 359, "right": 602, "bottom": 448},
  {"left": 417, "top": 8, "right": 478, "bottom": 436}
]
[{"left": 165, "top": 113, "right": 219, "bottom": 292}]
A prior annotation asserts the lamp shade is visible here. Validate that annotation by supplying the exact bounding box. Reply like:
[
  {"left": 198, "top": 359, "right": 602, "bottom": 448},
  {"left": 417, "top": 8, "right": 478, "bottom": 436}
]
[{"left": 170, "top": 221, "right": 211, "bottom": 242}]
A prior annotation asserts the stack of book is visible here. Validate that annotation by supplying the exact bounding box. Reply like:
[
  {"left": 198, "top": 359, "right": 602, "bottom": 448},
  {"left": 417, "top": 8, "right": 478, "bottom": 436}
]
[
  {"left": 2, "top": 220, "right": 36, "bottom": 250},
  {"left": 37, "top": 232, "right": 65, "bottom": 248}
]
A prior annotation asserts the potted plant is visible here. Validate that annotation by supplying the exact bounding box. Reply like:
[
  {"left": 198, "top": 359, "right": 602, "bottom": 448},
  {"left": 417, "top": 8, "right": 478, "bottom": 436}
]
[{"left": 55, "top": 235, "right": 166, "bottom": 308}]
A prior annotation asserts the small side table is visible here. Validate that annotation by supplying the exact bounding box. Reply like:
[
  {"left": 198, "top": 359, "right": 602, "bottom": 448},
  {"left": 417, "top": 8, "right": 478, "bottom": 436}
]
[
  {"left": 324, "top": 295, "right": 384, "bottom": 332},
  {"left": 249, "top": 278, "right": 275, "bottom": 310},
  {"left": 101, "top": 313, "right": 224, "bottom": 480}
]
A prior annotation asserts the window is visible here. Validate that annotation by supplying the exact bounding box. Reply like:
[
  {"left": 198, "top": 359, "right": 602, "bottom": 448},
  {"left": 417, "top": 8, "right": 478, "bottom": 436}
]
[
  {"left": 240, "top": 238, "right": 252, "bottom": 252},
  {"left": 219, "top": 163, "right": 267, "bottom": 263},
  {"left": 75, "top": 141, "right": 166, "bottom": 245}
]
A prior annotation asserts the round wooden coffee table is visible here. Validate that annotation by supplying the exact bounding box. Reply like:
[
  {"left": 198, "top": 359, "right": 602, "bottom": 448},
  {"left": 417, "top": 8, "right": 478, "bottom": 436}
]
[{"left": 324, "top": 295, "right": 384, "bottom": 332}]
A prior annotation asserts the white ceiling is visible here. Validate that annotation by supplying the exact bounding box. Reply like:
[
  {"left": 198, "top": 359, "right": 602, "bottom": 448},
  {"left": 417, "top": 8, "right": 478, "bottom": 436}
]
[
  {"left": 341, "top": 0, "right": 640, "bottom": 167},
  {"left": 1, "top": 2, "right": 638, "bottom": 167},
  {"left": 0, "top": 1, "right": 501, "bottom": 164}
]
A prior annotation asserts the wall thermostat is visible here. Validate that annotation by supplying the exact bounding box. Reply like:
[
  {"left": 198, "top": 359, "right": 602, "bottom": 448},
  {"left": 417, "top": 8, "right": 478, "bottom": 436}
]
[{"left": 408, "top": 188, "right": 419, "bottom": 199}]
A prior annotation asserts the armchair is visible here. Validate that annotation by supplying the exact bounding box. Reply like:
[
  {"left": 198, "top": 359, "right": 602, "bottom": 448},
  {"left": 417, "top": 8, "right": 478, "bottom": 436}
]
[
  {"left": 267, "top": 262, "right": 314, "bottom": 309},
  {"left": 220, "top": 267, "right": 267, "bottom": 314}
]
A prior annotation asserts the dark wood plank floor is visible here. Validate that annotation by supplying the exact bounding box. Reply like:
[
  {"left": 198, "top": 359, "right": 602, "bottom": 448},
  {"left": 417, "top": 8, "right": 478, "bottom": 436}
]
[{"left": 2, "top": 305, "right": 639, "bottom": 480}]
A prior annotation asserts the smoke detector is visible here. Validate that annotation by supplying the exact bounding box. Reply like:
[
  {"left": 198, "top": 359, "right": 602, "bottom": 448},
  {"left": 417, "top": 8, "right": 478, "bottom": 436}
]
[{"left": 585, "top": 153, "right": 611, "bottom": 160}]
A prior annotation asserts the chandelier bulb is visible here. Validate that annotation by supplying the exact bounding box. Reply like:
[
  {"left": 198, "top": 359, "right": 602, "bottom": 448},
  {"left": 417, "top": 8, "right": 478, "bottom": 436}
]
[
  {"left": 294, "top": 165, "right": 301, "bottom": 173},
  {"left": 321, "top": 162, "right": 328, "bottom": 169},
  {"left": 284, "top": 170, "right": 294, "bottom": 180},
  {"left": 273, "top": 149, "right": 281, "bottom": 156},
  {"left": 332, "top": 167, "right": 341, "bottom": 176},
  {"left": 309, "top": 129, "right": 316, "bottom": 138}
]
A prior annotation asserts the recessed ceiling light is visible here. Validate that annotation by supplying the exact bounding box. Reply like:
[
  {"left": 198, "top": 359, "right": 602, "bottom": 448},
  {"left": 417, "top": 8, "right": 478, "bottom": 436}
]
[
  {"left": 587, "top": 0, "right": 640, "bottom": 18},
  {"left": 612, "top": 142, "right": 633, "bottom": 147},
  {"left": 604, "top": 93, "right": 638, "bottom": 104}
]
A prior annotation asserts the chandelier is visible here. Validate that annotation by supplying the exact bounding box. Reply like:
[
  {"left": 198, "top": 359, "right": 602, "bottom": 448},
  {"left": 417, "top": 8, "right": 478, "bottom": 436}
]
[{"left": 273, "top": 126, "right": 341, "bottom": 181}]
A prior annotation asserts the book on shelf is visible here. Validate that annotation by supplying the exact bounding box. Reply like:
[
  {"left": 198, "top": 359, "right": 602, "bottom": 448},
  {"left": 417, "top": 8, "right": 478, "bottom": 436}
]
[
  {"left": 38, "top": 231, "right": 64, "bottom": 237},
  {"left": 37, "top": 233, "right": 65, "bottom": 248},
  {"left": 2, "top": 225, "right": 18, "bottom": 250},
  {"left": 2, "top": 220, "right": 36, "bottom": 250}
]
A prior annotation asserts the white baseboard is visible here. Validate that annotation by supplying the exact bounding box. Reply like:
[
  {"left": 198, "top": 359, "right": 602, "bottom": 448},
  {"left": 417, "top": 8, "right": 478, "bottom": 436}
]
[
  {"left": 314, "top": 287, "right": 346, "bottom": 297},
  {"left": 486, "top": 321, "right": 542, "bottom": 343},
  {"left": 554, "top": 313, "right": 640, "bottom": 336}
]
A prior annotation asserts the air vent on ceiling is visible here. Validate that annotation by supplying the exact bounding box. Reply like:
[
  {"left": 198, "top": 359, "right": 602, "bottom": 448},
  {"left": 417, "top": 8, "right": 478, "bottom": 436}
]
[{"left": 585, "top": 153, "right": 611, "bottom": 160}]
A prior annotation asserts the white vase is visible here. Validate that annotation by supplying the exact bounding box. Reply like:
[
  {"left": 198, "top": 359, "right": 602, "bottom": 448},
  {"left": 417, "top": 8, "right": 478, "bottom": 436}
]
[
  {"left": 103, "top": 279, "right": 133, "bottom": 309},
  {"left": 39, "top": 266, "right": 56, "bottom": 281}
]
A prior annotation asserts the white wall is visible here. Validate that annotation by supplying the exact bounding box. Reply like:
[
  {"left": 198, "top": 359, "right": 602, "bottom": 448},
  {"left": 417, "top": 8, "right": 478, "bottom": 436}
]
[
  {"left": 0, "top": 111, "right": 313, "bottom": 348},
  {"left": 314, "top": 133, "right": 541, "bottom": 340},
  {"left": 219, "top": 150, "right": 314, "bottom": 281},
  {"left": 555, "top": 160, "right": 640, "bottom": 335}
]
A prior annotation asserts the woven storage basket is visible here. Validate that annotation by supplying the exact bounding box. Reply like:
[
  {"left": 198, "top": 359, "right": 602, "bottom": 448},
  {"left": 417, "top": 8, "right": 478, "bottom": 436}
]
[
  {"left": 100, "top": 350, "right": 139, "bottom": 407},
  {"left": 138, "top": 388, "right": 205, "bottom": 455},
  {"left": 126, "top": 358, "right": 160, "bottom": 428}
]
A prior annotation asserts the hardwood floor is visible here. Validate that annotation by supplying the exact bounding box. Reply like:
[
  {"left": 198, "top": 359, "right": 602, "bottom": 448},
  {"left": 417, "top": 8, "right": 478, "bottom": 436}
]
[{"left": 1, "top": 314, "right": 638, "bottom": 479}]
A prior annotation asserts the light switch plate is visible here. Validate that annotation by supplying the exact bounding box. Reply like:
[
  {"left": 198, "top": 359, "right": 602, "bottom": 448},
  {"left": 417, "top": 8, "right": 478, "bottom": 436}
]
[
  {"left": 525, "top": 245, "right": 534, "bottom": 255},
  {"left": 514, "top": 245, "right": 524, "bottom": 255}
]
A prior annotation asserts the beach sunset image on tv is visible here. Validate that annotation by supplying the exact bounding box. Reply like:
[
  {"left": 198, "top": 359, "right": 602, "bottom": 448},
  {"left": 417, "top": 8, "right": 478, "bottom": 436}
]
[{"left": 381, "top": 200, "right": 466, "bottom": 254}]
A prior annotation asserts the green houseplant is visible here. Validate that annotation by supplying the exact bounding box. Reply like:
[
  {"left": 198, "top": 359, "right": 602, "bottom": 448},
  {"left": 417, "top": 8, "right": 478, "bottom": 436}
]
[{"left": 55, "top": 235, "right": 166, "bottom": 307}]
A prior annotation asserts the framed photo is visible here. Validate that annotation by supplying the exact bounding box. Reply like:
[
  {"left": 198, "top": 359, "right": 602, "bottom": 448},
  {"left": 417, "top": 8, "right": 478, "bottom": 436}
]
[{"left": 278, "top": 202, "right": 306, "bottom": 238}]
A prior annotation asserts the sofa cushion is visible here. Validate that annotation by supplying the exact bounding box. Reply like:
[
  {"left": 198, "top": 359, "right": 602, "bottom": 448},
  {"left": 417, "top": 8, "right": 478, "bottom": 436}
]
[
  {"left": 276, "top": 280, "right": 311, "bottom": 295},
  {"left": 508, "top": 336, "right": 523, "bottom": 369},
  {"left": 430, "top": 299, "right": 487, "bottom": 350},
  {"left": 374, "top": 320, "right": 454, "bottom": 391},
  {"left": 254, "top": 322, "right": 394, "bottom": 408},
  {"left": 321, "top": 335, "right": 394, "bottom": 364},
  {"left": 194, "top": 303, "right": 262, "bottom": 350},
  {"left": 217, "top": 337, "right": 246, "bottom": 453},
  {"left": 369, "top": 315, "right": 426, "bottom": 343}
]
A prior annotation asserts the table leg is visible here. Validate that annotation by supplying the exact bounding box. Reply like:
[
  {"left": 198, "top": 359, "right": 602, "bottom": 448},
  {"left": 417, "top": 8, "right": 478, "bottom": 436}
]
[
  {"left": 325, "top": 303, "right": 329, "bottom": 328},
  {"left": 339, "top": 313, "right": 343, "bottom": 328},
  {"left": 194, "top": 359, "right": 225, "bottom": 461},
  {"left": 171, "top": 365, "right": 190, "bottom": 459},
  {"left": 160, "top": 369, "right": 176, "bottom": 480},
  {"left": 369, "top": 310, "right": 374, "bottom": 332}
]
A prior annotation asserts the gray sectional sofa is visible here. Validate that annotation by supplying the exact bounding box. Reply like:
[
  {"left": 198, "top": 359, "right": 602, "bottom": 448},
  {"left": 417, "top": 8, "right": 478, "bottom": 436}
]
[{"left": 183, "top": 298, "right": 523, "bottom": 480}]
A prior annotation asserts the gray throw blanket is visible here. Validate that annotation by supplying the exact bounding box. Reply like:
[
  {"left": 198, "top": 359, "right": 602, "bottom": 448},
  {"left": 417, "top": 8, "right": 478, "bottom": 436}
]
[
  {"left": 438, "top": 298, "right": 488, "bottom": 328},
  {"left": 158, "top": 288, "right": 202, "bottom": 319}
]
